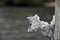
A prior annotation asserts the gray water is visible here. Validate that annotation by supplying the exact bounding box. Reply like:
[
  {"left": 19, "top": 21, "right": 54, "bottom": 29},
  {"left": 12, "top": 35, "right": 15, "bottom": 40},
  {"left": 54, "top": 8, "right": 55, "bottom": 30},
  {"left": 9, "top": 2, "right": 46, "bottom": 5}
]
[{"left": 0, "top": 7, "right": 54, "bottom": 40}]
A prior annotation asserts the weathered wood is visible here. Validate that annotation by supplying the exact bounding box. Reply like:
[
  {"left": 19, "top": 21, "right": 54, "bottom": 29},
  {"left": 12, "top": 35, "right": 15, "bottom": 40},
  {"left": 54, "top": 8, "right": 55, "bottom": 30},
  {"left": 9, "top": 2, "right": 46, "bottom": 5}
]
[
  {"left": 54, "top": 0, "right": 60, "bottom": 40},
  {"left": 57, "top": 6, "right": 60, "bottom": 40}
]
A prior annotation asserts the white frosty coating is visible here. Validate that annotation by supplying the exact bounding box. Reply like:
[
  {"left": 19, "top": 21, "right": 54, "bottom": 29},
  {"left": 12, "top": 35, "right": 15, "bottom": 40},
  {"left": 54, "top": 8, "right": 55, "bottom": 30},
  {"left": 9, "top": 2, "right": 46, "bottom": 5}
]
[
  {"left": 27, "top": 14, "right": 49, "bottom": 32},
  {"left": 27, "top": 14, "right": 40, "bottom": 32},
  {"left": 27, "top": 14, "right": 55, "bottom": 40},
  {"left": 50, "top": 15, "right": 55, "bottom": 28}
]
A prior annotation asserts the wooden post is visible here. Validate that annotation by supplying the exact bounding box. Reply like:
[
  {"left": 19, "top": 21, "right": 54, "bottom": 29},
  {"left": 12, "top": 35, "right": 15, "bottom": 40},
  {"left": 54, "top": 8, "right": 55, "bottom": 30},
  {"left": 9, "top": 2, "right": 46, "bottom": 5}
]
[
  {"left": 54, "top": 0, "right": 60, "bottom": 40},
  {"left": 57, "top": 7, "right": 60, "bottom": 40}
]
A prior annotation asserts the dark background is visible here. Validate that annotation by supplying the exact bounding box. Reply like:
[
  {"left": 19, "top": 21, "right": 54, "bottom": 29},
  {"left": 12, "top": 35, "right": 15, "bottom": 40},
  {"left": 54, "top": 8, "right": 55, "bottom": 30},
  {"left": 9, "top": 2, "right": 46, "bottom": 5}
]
[
  {"left": 0, "top": 0, "right": 55, "bottom": 6},
  {"left": 0, "top": 7, "right": 54, "bottom": 40}
]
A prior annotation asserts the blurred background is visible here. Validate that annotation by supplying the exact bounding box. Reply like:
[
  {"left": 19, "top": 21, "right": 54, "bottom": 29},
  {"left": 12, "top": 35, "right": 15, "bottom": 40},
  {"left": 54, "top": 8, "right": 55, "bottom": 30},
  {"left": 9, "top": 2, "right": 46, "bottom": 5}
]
[
  {"left": 0, "top": 0, "right": 55, "bottom": 7},
  {"left": 0, "top": 0, "right": 55, "bottom": 40},
  {"left": 0, "top": 7, "right": 55, "bottom": 40}
]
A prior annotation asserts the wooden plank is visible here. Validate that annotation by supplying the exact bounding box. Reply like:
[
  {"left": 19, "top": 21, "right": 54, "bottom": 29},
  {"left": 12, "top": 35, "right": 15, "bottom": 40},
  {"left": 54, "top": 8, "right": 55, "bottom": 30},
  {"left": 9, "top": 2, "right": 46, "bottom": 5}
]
[
  {"left": 54, "top": 0, "right": 58, "bottom": 40},
  {"left": 57, "top": 6, "right": 60, "bottom": 40}
]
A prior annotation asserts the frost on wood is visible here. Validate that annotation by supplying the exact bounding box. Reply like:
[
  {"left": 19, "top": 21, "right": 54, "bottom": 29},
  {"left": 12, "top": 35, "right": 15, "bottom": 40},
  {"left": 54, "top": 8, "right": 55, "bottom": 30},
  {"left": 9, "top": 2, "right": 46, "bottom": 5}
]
[{"left": 27, "top": 14, "right": 55, "bottom": 40}]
